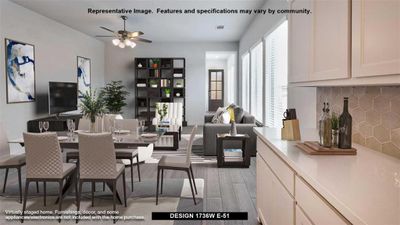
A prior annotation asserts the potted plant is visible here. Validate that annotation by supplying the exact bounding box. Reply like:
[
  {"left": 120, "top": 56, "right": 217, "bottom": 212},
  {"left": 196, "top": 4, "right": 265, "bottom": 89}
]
[
  {"left": 102, "top": 81, "right": 129, "bottom": 114},
  {"left": 79, "top": 89, "right": 106, "bottom": 133},
  {"left": 151, "top": 59, "right": 160, "bottom": 69},
  {"left": 150, "top": 80, "right": 158, "bottom": 88},
  {"left": 156, "top": 103, "right": 168, "bottom": 123},
  {"left": 331, "top": 112, "right": 339, "bottom": 147},
  {"left": 175, "top": 82, "right": 183, "bottom": 88},
  {"left": 164, "top": 88, "right": 171, "bottom": 98}
]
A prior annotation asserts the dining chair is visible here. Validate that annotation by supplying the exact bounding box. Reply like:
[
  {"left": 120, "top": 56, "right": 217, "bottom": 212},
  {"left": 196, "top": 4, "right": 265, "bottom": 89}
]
[
  {"left": 156, "top": 125, "right": 198, "bottom": 205},
  {"left": 113, "top": 119, "right": 141, "bottom": 191},
  {"left": 0, "top": 122, "right": 33, "bottom": 203},
  {"left": 22, "top": 132, "right": 77, "bottom": 223},
  {"left": 77, "top": 133, "right": 127, "bottom": 224}
]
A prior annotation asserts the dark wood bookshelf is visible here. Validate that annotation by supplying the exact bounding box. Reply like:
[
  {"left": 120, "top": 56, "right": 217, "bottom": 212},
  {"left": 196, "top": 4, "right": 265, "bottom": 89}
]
[{"left": 135, "top": 57, "right": 187, "bottom": 126}]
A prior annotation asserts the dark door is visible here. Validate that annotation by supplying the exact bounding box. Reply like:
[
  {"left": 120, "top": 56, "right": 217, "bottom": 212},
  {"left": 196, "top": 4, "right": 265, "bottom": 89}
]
[{"left": 208, "top": 69, "right": 224, "bottom": 111}]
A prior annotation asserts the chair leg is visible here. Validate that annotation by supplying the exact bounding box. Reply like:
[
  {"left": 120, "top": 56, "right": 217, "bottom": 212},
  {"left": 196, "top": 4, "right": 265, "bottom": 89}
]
[
  {"left": 58, "top": 180, "right": 63, "bottom": 223},
  {"left": 160, "top": 169, "right": 164, "bottom": 194},
  {"left": 76, "top": 180, "right": 83, "bottom": 224},
  {"left": 17, "top": 168, "right": 22, "bottom": 204},
  {"left": 112, "top": 180, "right": 117, "bottom": 224},
  {"left": 156, "top": 168, "right": 160, "bottom": 205},
  {"left": 186, "top": 169, "right": 196, "bottom": 205},
  {"left": 74, "top": 173, "right": 78, "bottom": 206},
  {"left": 130, "top": 158, "right": 134, "bottom": 192},
  {"left": 36, "top": 181, "right": 39, "bottom": 193},
  {"left": 136, "top": 155, "right": 141, "bottom": 182},
  {"left": 43, "top": 182, "right": 47, "bottom": 206},
  {"left": 21, "top": 180, "right": 30, "bottom": 223},
  {"left": 122, "top": 171, "right": 127, "bottom": 207},
  {"left": 91, "top": 182, "right": 95, "bottom": 207},
  {"left": 103, "top": 182, "right": 106, "bottom": 192},
  {"left": 190, "top": 165, "right": 198, "bottom": 194},
  {"left": 2, "top": 168, "right": 9, "bottom": 193}
]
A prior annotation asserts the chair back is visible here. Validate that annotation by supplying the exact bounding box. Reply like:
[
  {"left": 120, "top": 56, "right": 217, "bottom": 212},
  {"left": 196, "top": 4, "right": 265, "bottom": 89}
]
[
  {"left": 0, "top": 122, "right": 10, "bottom": 157},
  {"left": 79, "top": 116, "right": 103, "bottom": 132},
  {"left": 115, "top": 119, "right": 138, "bottom": 133},
  {"left": 103, "top": 114, "right": 124, "bottom": 132},
  {"left": 23, "top": 132, "right": 63, "bottom": 178},
  {"left": 186, "top": 125, "right": 198, "bottom": 164},
  {"left": 78, "top": 133, "right": 118, "bottom": 179}
]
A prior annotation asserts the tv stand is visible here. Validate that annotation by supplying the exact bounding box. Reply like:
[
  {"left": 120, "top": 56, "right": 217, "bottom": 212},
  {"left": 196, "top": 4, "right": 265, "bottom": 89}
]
[{"left": 27, "top": 114, "right": 82, "bottom": 133}]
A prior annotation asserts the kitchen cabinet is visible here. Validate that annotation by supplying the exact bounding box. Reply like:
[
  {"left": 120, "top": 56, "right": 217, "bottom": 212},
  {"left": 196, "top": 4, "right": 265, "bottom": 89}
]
[
  {"left": 352, "top": 0, "right": 400, "bottom": 77},
  {"left": 288, "top": 0, "right": 350, "bottom": 83},
  {"left": 256, "top": 154, "right": 294, "bottom": 225}
]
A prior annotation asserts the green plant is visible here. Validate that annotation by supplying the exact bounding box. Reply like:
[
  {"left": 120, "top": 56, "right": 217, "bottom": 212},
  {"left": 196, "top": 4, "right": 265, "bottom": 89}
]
[
  {"left": 331, "top": 112, "right": 339, "bottom": 130},
  {"left": 156, "top": 103, "right": 168, "bottom": 121},
  {"left": 79, "top": 89, "right": 106, "bottom": 123},
  {"left": 101, "top": 81, "right": 129, "bottom": 114},
  {"left": 164, "top": 88, "right": 171, "bottom": 95},
  {"left": 150, "top": 80, "right": 158, "bottom": 86}
]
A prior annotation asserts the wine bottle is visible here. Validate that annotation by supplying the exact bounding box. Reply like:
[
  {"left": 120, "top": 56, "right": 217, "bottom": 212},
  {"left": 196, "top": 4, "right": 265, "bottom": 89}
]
[
  {"left": 339, "top": 97, "right": 352, "bottom": 149},
  {"left": 322, "top": 103, "right": 332, "bottom": 148}
]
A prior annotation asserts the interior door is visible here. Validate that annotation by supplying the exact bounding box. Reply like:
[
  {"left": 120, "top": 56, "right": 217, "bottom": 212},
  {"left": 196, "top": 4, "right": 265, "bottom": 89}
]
[{"left": 208, "top": 69, "right": 224, "bottom": 111}]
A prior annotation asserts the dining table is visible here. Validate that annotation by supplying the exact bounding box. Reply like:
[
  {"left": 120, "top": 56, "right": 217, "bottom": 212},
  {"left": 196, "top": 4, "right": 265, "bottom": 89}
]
[{"left": 8, "top": 130, "right": 164, "bottom": 204}]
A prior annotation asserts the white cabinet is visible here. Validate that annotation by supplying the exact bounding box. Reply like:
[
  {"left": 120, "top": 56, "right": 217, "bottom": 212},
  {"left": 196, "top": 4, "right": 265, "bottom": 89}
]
[
  {"left": 352, "top": 0, "right": 400, "bottom": 77},
  {"left": 288, "top": 0, "right": 312, "bottom": 82},
  {"left": 295, "top": 206, "right": 313, "bottom": 225},
  {"left": 289, "top": 0, "right": 350, "bottom": 83},
  {"left": 309, "top": 0, "right": 350, "bottom": 81},
  {"left": 256, "top": 155, "right": 295, "bottom": 225}
]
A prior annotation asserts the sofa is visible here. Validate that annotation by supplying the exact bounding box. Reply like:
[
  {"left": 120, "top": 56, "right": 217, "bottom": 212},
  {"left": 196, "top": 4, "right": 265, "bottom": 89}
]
[{"left": 203, "top": 111, "right": 258, "bottom": 156}]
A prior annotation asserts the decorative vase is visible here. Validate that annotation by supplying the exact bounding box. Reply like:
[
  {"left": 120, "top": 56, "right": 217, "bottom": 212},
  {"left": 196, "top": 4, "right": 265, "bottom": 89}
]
[
  {"left": 230, "top": 121, "right": 237, "bottom": 136},
  {"left": 89, "top": 120, "right": 96, "bottom": 133},
  {"left": 332, "top": 129, "right": 339, "bottom": 147},
  {"left": 152, "top": 63, "right": 158, "bottom": 69},
  {"left": 166, "top": 93, "right": 170, "bottom": 98}
]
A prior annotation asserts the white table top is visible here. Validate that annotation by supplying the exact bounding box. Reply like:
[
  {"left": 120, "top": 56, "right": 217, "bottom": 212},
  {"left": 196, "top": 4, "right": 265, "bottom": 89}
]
[{"left": 254, "top": 127, "right": 400, "bottom": 225}]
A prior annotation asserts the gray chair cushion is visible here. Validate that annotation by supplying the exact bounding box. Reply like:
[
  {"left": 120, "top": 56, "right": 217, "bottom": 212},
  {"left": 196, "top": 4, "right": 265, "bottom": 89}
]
[
  {"left": 158, "top": 155, "right": 190, "bottom": 168},
  {"left": 0, "top": 153, "right": 25, "bottom": 167}
]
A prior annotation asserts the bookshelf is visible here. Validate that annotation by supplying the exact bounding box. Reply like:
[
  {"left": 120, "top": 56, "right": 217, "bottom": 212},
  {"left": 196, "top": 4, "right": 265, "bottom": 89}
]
[{"left": 135, "top": 57, "right": 187, "bottom": 126}]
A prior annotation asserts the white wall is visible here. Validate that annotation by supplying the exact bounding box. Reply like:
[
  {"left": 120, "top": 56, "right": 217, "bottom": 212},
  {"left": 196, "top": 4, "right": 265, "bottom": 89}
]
[
  {"left": 104, "top": 42, "right": 238, "bottom": 125},
  {"left": 0, "top": 0, "right": 105, "bottom": 145},
  {"left": 238, "top": 0, "right": 317, "bottom": 128}
]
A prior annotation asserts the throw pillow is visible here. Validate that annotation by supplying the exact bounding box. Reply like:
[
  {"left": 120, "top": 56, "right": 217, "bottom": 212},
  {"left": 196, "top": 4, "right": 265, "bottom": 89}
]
[
  {"left": 226, "top": 106, "right": 235, "bottom": 123},
  {"left": 233, "top": 106, "right": 244, "bottom": 123},
  {"left": 221, "top": 111, "right": 231, "bottom": 124},
  {"left": 212, "top": 107, "right": 226, "bottom": 123}
]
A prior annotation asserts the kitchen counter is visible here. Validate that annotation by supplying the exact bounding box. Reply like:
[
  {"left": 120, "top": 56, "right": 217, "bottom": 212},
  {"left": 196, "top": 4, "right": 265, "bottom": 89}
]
[{"left": 254, "top": 127, "right": 400, "bottom": 225}]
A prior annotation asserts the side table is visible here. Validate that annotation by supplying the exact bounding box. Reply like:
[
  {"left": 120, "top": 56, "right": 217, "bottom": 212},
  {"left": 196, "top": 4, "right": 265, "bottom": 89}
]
[{"left": 216, "top": 133, "right": 250, "bottom": 168}]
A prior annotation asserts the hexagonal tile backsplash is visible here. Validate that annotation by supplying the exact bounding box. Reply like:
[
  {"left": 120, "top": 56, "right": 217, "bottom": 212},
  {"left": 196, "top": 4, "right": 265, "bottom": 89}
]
[{"left": 317, "top": 86, "right": 400, "bottom": 159}]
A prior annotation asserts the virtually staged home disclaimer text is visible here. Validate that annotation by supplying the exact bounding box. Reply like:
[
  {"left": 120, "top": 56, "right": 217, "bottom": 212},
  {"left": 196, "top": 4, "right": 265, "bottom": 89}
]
[{"left": 87, "top": 8, "right": 311, "bottom": 15}]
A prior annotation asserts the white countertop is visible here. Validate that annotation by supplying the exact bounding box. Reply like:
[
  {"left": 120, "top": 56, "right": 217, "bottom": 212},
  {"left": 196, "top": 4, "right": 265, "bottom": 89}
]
[{"left": 254, "top": 127, "right": 400, "bottom": 225}]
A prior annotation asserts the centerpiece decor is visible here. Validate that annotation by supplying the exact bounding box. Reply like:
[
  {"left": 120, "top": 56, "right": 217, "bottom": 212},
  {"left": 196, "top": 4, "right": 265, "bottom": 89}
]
[
  {"left": 156, "top": 103, "right": 168, "bottom": 123},
  {"left": 79, "top": 90, "right": 106, "bottom": 133}
]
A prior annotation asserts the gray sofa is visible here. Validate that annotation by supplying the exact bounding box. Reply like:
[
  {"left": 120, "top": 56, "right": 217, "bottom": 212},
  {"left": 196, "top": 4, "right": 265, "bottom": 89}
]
[{"left": 203, "top": 111, "right": 257, "bottom": 156}]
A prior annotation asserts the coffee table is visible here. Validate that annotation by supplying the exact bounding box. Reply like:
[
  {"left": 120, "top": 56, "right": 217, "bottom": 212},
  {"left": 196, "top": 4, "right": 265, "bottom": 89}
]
[{"left": 147, "top": 125, "right": 180, "bottom": 150}]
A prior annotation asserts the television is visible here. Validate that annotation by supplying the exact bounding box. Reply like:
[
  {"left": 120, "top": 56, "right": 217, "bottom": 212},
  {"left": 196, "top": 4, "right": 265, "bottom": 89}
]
[{"left": 48, "top": 82, "right": 78, "bottom": 115}]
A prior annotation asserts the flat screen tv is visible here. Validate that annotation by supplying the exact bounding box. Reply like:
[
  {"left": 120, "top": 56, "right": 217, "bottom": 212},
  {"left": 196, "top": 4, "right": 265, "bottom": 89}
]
[{"left": 48, "top": 82, "right": 78, "bottom": 115}]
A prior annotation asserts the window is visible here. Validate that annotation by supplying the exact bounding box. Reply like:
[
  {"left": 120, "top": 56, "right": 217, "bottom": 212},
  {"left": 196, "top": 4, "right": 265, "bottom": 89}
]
[
  {"left": 250, "top": 42, "right": 263, "bottom": 122},
  {"left": 241, "top": 53, "right": 250, "bottom": 112},
  {"left": 264, "top": 20, "right": 288, "bottom": 128}
]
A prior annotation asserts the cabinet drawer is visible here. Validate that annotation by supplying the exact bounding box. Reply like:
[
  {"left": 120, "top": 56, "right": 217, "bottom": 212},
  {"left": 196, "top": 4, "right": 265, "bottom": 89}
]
[
  {"left": 295, "top": 176, "right": 349, "bottom": 225},
  {"left": 296, "top": 205, "right": 313, "bottom": 225},
  {"left": 257, "top": 138, "right": 295, "bottom": 195}
]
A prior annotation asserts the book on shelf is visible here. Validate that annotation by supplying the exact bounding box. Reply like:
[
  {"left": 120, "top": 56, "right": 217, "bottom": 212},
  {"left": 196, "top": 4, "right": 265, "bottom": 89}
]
[
  {"left": 223, "top": 149, "right": 243, "bottom": 157},
  {"left": 137, "top": 83, "right": 146, "bottom": 87},
  {"left": 173, "top": 73, "right": 183, "bottom": 78}
]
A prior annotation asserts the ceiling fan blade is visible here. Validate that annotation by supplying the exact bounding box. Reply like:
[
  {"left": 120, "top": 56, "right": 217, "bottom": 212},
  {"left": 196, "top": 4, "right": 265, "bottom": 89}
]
[
  {"left": 130, "top": 37, "right": 152, "bottom": 43},
  {"left": 95, "top": 35, "right": 115, "bottom": 37},
  {"left": 100, "top": 26, "right": 116, "bottom": 33},
  {"left": 128, "top": 31, "right": 144, "bottom": 38}
]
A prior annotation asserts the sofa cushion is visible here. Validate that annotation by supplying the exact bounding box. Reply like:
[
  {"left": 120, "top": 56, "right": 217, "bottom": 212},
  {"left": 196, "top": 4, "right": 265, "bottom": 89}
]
[{"left": 226, "top": 104, "right": 245, "bottom": 123}]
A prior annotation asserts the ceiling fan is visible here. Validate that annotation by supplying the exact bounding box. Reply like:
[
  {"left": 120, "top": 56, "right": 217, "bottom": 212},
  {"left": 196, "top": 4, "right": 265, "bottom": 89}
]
[{"left": 96, "top": 15, "right": 152, "bottom": 48}]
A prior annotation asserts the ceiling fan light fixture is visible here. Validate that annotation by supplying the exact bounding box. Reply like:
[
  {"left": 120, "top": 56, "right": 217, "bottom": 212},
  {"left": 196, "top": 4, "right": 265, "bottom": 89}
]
[
  {"left": 112, "top": 38, "right": 120, "bottom": 46},
  {"left": 124, "top": 39, "right": 132, "bottom": 46},
  {"left": 118, "top": 42, "right": 126, "bottom": 48},
  {"left": 130, "top": 41, "right": 136, "bottom": 48}
]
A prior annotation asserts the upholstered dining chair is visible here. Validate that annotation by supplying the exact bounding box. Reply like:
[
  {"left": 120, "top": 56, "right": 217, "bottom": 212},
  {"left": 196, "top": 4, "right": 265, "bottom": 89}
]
[
  {"left": 156, "top": 125, "right": 198, "bottom": 205},
  {"left": 77, "top": 133, "right": 127, "bottom": 224},
  {"left": 0, "top": 122, "right": 36, "bottom": 204},
  {"left": 22, "top": 132, "right": 77, "bottom": 223}
]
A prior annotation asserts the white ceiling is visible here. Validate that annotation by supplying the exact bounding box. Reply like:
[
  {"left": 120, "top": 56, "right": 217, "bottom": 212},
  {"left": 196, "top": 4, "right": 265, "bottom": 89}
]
[{"left": 11, "top": 0, "right": 266, "bottom": 42}]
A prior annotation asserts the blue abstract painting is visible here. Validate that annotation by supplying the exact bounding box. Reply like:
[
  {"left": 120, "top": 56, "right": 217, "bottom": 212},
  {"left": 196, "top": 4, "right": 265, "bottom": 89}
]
[
  {"left": 5, "top": 39, "right": 35, "bottom": 103},
  {"left": 77, "top": 56, "right": 91, "bottom": 98}
]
